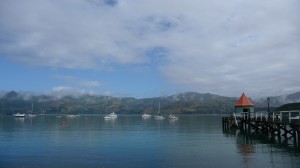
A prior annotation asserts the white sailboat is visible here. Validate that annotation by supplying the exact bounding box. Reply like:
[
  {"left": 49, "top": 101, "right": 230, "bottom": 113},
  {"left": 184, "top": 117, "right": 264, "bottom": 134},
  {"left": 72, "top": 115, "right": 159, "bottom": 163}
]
[
  {"left": 103, "top": 99, "right": 117, "bottom": 120},
  {"left": 56, "top": 104, "right": 62, "bottom": 118},
  {"left": 27, "top": 103, "right": 37, "bottom": 117},
  {"left": 154, "top": 102, "right": 165, "bottom": 120}
]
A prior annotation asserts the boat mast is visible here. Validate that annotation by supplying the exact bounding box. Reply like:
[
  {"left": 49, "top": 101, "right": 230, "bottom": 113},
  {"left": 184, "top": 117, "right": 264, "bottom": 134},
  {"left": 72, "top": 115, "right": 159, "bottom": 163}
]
[
  {"left": 31, "top": 102, "right": 33, "bottom": 114},
  {"left": 158, "top": 102, "right": 160, "bottom": 115}
]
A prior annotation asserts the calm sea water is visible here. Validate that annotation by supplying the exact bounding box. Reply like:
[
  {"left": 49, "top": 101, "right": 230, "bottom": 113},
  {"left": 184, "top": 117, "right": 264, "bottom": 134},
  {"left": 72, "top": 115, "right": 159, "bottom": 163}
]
[{"left": 0, "top": 114, "right": 300, "bottom": 168}]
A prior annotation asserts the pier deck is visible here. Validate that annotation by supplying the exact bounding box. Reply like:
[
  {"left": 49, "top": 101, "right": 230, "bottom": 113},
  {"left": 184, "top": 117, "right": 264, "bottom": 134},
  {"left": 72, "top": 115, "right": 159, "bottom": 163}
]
[{"left": 222, "top": 111, "right": 300, "bottom": 147}]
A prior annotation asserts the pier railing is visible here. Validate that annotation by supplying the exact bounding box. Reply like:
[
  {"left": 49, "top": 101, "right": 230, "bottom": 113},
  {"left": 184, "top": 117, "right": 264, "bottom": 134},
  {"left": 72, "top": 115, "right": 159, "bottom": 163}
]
[
  {"left": 222, "top": 110, "right": 300, "bottom": 148},
  {"left": 236, "top": 111, "right": 300, "bottom": 123}
]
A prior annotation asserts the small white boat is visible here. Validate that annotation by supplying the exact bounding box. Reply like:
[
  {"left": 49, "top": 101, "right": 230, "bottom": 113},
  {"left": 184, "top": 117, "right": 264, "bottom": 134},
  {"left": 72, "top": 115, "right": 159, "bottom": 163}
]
[
  {"left": 168, "top": 114, "right": 178, "bottom": 120},
  {"left": 56, "top": 115, "right": 62, "bottom": 118},
  {"left": 142, "top": 113, "right": 151, "bottom": 118},
  {"left": 104, "top": 112, "right": 117, "bottom": 119},
  {"left": 13, "top": 113, "right": 26, "bottom": 117},
  {"left": 27, "top": 114, "right": 37, "bottom": 117},
  {"left": 154, "top": 114, "right": 165, "bottom": 120},
  {"left": 66, "top": 114, "right": 80, "bottom": 118}
]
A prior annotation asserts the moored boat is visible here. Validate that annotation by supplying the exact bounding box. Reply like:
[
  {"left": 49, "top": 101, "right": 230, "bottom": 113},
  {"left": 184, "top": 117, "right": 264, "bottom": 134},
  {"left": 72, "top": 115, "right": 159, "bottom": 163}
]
[
  {"left": 154, "top": 114, "right": 165, "bottom": 120},
  {"left": 142, "top": 113, "right": 151, "bottom": 118},
  {"left": 27, "top": 103, "right": 37, "bottom": 117},
  {"left": 66, "top": 114, "right": 80, "bottom": 118},
  {"left": 104, "top": 112, "right": 117, "bottom": 119},
  {"left": 154, "top": 102, "right": 165, "bottom": 120},
  {"left": 27, "top": 114, "right": 37, "bottom": 117},
  {"left": 13, "top": 113, "right": 26, "bottom": 117},
  {"left": 168, "top": 114, "right": 178, "bottom": 120}
]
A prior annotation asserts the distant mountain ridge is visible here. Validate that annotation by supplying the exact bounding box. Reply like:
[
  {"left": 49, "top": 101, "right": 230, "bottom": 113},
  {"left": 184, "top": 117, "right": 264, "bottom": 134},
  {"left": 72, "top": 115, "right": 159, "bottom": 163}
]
[
  {"left": 1, "top": 91, "right": 300, "bottom": 115},
  {"left": 255, "top": 91, "right": 300, "bottom": 107}
]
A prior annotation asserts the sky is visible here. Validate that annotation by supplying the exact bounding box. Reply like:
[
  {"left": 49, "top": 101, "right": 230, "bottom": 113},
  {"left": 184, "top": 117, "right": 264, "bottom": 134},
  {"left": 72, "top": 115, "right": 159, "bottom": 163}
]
[{"left": 0, "top": 0, "right": 299, "bottom": 98}]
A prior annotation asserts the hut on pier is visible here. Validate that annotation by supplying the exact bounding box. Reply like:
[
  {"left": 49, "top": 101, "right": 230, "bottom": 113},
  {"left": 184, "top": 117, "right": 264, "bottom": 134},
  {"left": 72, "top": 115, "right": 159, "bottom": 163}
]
[{"left": 235, "top": 93, "right": 254, "bottom": 118}]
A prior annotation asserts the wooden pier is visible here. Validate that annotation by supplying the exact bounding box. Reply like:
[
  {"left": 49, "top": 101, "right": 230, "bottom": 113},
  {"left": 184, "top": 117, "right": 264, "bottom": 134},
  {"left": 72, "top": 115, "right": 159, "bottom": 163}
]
[{"left": 222, "top": 111, "right": 300, "bottom": 147}]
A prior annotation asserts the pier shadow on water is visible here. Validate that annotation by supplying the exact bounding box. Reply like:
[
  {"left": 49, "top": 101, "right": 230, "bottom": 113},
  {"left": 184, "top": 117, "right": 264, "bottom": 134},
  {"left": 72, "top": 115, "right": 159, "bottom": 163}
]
[{"left": 223, "top": 127, "right": 300, "bottom": 168}]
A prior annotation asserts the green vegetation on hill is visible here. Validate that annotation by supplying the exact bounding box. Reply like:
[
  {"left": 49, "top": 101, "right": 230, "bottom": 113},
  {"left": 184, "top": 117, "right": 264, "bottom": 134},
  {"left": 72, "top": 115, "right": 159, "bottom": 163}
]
[
  {"left": 276, "top": 103, "right": 300, "bottom": 111},
  {"left": 2, "top": 90, "right": 298, "bottom": 115},
  {"left": 0, "top": 91, "right": 238, "bottom": 115}
]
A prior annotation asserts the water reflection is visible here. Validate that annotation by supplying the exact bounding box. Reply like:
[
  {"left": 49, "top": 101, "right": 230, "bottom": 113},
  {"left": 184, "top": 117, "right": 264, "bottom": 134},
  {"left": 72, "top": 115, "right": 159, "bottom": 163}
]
[
  {"left": 223, "top": 128, "right": 300, "bottom": 168},
  {"left": 14, "top": 117, "right": 25, "bottom": 123},
  {"left": 1, "top": 115, "right": 300, "bottom": 168}
]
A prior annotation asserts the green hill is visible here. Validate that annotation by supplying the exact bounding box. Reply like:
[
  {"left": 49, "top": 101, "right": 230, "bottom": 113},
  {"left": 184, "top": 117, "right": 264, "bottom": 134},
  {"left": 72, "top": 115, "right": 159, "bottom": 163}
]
[
  {"left": 3, "top": 90, "right": 298, "bottom": 115},
  {"left": 276, "top": 103, "right": 300, "bottom": 111},
  {"left": 0, "top": 91, "right": 238, "bottom": 115}
]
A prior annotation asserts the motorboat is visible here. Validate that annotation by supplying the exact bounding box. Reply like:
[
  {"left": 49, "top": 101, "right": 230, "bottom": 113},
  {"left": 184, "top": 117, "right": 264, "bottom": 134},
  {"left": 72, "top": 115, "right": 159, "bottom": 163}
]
[
  {"left": 13, "top": 113, "right": 26, "bottom": 117},
  {"left": 104, "top": 112, "right": 117, "bottom": 119},
  {"left": 142, "top": 113, "right": 151, "bottom": 118},
  {"left": 66, "top": 114, "right": 80, "bottom": 118},
  {"left": 168, "top": 114, "right": 178, "bottom": 120}
]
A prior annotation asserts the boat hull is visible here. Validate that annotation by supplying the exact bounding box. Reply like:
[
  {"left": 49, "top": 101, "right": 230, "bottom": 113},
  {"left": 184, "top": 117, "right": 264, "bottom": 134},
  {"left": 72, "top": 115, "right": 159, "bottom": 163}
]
[
  {"left": 104, "top": 112, "right": 117, "bottom": 119},
  {"left": 154, "top": 115, "right": 165, "bottom": 120},
  {"left": 13, "top": 113, "right": 26, "bottom": 117}
]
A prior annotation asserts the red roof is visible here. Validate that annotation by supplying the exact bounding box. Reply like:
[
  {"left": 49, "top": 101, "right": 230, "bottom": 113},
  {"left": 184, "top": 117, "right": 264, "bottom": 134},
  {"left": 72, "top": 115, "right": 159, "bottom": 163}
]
[{"left": 235, "top": 93, "right": 254, "bottom": 107}]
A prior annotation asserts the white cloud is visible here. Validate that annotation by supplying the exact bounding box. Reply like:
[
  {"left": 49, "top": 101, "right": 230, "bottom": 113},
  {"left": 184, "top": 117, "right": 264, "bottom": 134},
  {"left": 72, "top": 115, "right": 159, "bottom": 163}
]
[
  {"left": 0, "top": 0, "right": 299, "bottom": 97},
  {"left": 55, "top": 75, "right": 101, "bottom": 88},
  {"left": 45, "top": 86, "right": 97, "bottom": 98}
]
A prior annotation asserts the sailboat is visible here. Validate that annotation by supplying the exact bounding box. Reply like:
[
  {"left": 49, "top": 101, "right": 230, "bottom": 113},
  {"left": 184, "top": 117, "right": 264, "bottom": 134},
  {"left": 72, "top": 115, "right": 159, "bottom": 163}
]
[
  {"left": 154, "top": 102, "right": 165, "bottom": 120},
  {"left": 56, "top": 104, "right": 62, "bottom": 118},
  {"left": 103, "top": 99, "right": 117, "bottom": 120},
  {"left": 27, "top": 103, "right": 37, "bottom": 117}
]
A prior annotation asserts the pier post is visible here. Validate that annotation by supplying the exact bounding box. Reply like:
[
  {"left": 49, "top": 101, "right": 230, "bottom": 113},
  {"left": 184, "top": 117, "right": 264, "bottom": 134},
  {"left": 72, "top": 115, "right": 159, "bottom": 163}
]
[
  {"left": 276, "top": 123, "right": 281, "bottom": 143},
  {"left": 297, "top": 129, "right": 300, "bottom": 148}
]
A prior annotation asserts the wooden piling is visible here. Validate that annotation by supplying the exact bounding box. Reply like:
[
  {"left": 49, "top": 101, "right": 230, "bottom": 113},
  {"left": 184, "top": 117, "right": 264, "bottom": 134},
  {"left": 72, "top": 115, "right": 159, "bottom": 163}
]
[{"left": 222, "top": 111, "right": 300, "bottom": 147}]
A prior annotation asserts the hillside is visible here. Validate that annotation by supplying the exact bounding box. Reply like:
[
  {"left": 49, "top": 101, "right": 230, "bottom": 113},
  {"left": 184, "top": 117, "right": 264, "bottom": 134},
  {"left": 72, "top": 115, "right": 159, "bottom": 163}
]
[
  {"left": 1, "top": 91, "right": 299, "bottom": 115},
  {"left": 275, "top": 103, "right": 300, "bottom": 111}
]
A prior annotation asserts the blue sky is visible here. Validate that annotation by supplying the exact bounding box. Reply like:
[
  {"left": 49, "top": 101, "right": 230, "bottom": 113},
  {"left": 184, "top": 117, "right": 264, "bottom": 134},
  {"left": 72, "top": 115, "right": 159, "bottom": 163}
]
[{"left": 0, "top": 0, "right": 300, "bottom": 98}]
